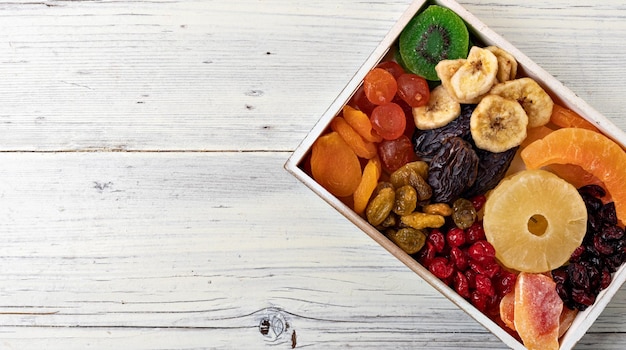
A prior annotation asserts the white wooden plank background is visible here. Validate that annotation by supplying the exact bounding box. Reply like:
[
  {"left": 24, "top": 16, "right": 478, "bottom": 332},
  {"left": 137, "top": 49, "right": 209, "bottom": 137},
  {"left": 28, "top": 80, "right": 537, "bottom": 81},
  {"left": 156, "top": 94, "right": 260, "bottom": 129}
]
[{"left": 0, "top": 0, "right": 625, "bottom": 349}]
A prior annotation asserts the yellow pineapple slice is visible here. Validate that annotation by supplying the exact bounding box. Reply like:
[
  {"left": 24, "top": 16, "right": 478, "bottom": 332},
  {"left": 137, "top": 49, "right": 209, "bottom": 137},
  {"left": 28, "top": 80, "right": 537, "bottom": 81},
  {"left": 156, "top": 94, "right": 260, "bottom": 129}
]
[{"left": 483, "top": 169, "right": 587, "bottom": 273}]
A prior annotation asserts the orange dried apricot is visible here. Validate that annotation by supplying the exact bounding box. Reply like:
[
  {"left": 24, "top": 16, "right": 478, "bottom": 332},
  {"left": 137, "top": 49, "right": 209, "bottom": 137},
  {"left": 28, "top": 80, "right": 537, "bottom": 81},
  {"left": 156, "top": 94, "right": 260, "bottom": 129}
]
[
  {"left": 550, "top": 104, "right": 599, "bottom": 132},
  {"left": 342, "top": 105, "right": 383, "bottom": 142},
  {"left": 353, "top": 156, "right": 382, "bottom": 215},
  {"left": 330, "top": 116, "right": 378, "bottom": 159},
  {"left": 310, "top": 131, "right": 362, "bottom": 198}
]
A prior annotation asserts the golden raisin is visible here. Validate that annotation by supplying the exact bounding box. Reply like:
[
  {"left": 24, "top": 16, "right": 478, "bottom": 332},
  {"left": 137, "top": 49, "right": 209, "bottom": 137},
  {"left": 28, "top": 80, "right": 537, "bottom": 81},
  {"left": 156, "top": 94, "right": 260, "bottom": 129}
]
[
  {"left": 400, "top": 212, "right": 445, "bottom": 229},
  {"left": 386, "top": 227, "right": 427, "bottom": 254},
  {"left": 393, "top": 185, "right": 417, "bottom": 216},
  {"left": 366, "top": 186, "right": 395, "bottom": 226},
  {"left": 422, "top": 203, "right": 453, "bottom": 216}
]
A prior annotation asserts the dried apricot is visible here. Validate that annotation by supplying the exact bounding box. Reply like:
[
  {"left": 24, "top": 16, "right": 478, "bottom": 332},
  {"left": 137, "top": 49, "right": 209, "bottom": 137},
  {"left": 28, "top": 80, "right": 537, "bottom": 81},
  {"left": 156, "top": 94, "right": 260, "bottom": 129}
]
[
  {"left": 330, "top": 116, "right": 378, "bottom": 159},
  {"left": 353, "top": 156, "right": 382, "bottom": 215},
  {"left": 342, "top": 105, "right": 383, "bottom": 143},
  {"left": 310, "top": 131, "right": 362, "bottom": 197}
]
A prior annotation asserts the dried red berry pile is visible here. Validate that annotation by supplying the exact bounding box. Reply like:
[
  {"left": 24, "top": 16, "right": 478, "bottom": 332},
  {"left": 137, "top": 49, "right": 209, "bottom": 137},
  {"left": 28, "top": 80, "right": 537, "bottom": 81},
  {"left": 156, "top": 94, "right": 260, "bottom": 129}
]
[
  {"left": 416, "top": 211, "right": 517, "bottom": 316},
  {"left": 552, "top": 184, "right": 626, "bottom": 311}
]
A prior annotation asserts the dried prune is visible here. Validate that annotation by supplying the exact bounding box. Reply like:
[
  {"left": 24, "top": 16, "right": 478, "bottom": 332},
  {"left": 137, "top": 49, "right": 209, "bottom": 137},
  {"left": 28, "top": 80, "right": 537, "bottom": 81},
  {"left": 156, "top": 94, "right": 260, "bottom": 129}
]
[
  {"left": 427, "top": 136, "right": 478, "bottom": 203},
  {"left": 412, "top": 104, "right": 475, "bottom": 159},
  {"left": 462, "top": 146, "right": 518, "bottom": 198}
]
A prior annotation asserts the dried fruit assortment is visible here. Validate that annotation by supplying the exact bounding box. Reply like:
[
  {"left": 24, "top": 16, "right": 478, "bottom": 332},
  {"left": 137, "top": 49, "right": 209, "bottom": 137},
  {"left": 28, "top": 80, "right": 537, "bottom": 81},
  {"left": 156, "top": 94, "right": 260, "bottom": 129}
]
[{"left": 305, "top": 4, "right": 626, "bottom": 350}]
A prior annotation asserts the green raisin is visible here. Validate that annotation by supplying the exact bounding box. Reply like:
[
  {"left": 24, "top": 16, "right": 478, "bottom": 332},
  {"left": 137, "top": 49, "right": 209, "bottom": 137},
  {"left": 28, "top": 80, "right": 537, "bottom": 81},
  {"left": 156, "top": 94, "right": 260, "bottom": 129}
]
[{"left": 452, "top": 198, "right": 477, "bottom": 229}]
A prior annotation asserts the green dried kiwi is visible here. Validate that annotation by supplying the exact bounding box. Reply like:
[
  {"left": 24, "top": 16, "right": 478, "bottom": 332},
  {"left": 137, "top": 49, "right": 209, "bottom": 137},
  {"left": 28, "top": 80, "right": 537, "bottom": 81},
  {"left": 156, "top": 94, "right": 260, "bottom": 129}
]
[
  {"left": 386, "top": 227, "right": 427, "bottom": 254},
  {"left": 399, "top": 5, "right": 469, "bottom": 81}
]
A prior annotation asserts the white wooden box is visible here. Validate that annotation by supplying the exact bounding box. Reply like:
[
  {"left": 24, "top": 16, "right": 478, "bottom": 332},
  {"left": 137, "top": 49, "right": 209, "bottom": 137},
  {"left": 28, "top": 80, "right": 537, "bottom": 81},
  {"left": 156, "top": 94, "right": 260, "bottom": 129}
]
[{"left": 284, "top": 0, "right": 626, "bottom": 349}]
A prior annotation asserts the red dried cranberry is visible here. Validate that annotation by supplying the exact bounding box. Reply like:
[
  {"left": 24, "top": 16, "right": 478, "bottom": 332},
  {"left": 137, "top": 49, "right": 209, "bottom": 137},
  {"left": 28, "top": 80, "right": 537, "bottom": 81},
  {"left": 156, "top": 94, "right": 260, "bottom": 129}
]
[
  {"left": 470, "top": 290, "right": 489, "bottom": 312},
  {"left": 475, "top": 274, "right": 495, "bottom": 297},
  {"left": 427, "top": 229, "right": 446, "bottom": 253},
  {"left": 494, "top": 270, "right": 517, "bottom": 297},
  {"left": 601, "top": 268, "right": 612, "bottom": 289},
  {"left": 481, "top": 262, "right": 502, "bottom": 279},
  {"left": 594, "top": 234, "right": 615, "bottom": 256},
  {"left": 453, "top": 271, "right": 470, "bottom": 299},
  {"left": 446, "top": 228, "right": 466, "bottom": 248},
  {"left": 572, "top": 288, "right": 595, "bottom": 307},
  {"left": 465, "top": 222, "right": 486, "bottom": 244},
  {"left": 570, "top": 245, "right": 585, "bottom": 262},
  {"left": 450, "top": 246, "right": 468, "bottom": 271},
  {"left": 468, "top": 240, "right": 496, "bottom": 264},
  {"left": 470, "top": 195, "right": 487, "bottom": 212},
  {"left": 464, "top": 269, "right": 477, "bottom": 289},
  {"left": 428, "top": 257, "right": 455, "bottom": 279},
  {"left": 417, "top": 242, "right": 437, "bottom": 267}
]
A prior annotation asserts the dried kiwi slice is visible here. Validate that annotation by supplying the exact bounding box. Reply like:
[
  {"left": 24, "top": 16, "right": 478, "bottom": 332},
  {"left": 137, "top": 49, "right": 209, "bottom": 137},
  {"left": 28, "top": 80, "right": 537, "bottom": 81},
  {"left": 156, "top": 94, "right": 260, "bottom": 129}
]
[{"left": 399, "top": 5, "right": 469, "bottom": 81}]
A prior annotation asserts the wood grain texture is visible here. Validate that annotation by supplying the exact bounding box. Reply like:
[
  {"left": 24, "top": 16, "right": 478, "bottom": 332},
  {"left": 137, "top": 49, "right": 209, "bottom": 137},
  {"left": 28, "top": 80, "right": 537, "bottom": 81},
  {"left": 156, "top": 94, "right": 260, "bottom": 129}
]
[{"left": 0, "top": 0, "right": 625, "bottom": 349}]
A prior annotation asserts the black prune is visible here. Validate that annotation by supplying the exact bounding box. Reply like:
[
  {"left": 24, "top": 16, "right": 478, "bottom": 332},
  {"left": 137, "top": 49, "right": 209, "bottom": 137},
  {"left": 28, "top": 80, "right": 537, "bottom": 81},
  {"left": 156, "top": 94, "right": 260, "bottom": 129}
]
[
  {"left": 413, "top": 104, "right": 475, "bottom": 159},
  {"left": 462, "top": 146, "right": 518, "bottom": 198},
  {"left": 578, "top": 184, "right": 607, "bottom": 198},
  {"left": 427, "top": 136, "right": 478, "bottom": 203}
]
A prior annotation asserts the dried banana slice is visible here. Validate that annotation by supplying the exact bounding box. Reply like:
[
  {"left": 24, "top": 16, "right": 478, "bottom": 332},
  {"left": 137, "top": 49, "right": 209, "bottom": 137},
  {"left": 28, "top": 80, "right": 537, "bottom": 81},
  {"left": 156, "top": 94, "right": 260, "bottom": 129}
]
[
  {"left": 489, "top": 77, "right": 554, "bottom": 128},
  {"left": 435, "top": 59, "right": 483, "bottom": 104},
  {"left": 485, "top": 46, "right": 518, "bottom": 83},
  {"left": 470, "top": 94, "right": 528, "bottom": 153},
  {"left": 413, "top": 85, "right": 461, "bottom": 130},
  {"left": 450, "top": 46, "right": 498, "bottom": 102}
]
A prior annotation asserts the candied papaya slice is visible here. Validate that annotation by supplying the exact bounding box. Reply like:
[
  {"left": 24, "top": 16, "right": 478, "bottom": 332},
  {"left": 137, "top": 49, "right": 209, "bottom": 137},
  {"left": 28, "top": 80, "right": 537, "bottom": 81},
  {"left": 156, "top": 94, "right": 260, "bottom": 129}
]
[
  {"left": 522, "top": 127, "right": 626, "bottom": 223},
  {"left": 550, "top": 104, "right": 600, "bottom": 132},
  {"left": 331, "top": 116, "right": 378, "bottom": 159},
  {"left": 353, "top": 156, "right": 382, "bottom": 215},
  {"left": 310, "top": 131, "right": 362, "bottom": 197},
  {"left": 342, "top": 105, "right": 383, "bottom": 143},
  {"left": 514, "top": 272, "right": 562, "bottom": 350}
]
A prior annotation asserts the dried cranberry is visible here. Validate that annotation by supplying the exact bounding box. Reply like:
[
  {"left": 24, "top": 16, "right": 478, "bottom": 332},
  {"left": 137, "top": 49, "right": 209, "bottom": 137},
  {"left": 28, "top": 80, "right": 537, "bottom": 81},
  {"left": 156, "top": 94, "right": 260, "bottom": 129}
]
[
  {"left": 570, "top": 245, "right": 586, "bottom": 262},
  {"left": 551, "top": 268, "right": 568, "bottom": 285},
  {"left": 428, "top": 257, "right": 455, "bottom": 279},
  {"left": 453, "top": 271, "right": 470, "bottom": 299},
  {"left": 600, "top": 202, "right": 618, "bottom": 226},
  {"left": 470, "top": 195, "right": 487, "bottom": 212},
  {"left": 446, "top": 228, "right": 466, "bottom": 247},
  {"left": 579, "top": 184, "right": 606, "bottom": 198},
  {"left": 481, "top": 262, "right": 502, "bottom": 279},
  {"left": 427, "top": 229, "right": 446, "bottom": 253},
  {"left": 465, "top": 222, "right": 486, "bottom": 244},
  {"left": 594, "top": 234, "right": 615, "bottom": 256},
  {"left": 571, "top": 288, "right": 595, "bottom": 308},
  {"left": 417, "top": 242, "right": 437, "bottom": 267},
  {"left": 467, "top": 241, "right": 496, "bottom": 264},
  {"left": 465, "top": 269, "right": 477, "bottom": 289},
  {"left": 450, "top": 246, "right": 468, "bottom": 271},
  {"left": 470, "top": 290, "right": 489, "bottom": 312},
  {"left": 475, "top": 274, "right": 495, "bottom": 297},
  {"left": 568, "top": 262, "right": 590, "bottom": 290},
  {"left": 494, "top": 270, "right": 517, "bottom": 297},
  {"left": 601, "top": 267, "right": 612, "bottom": 289}
]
